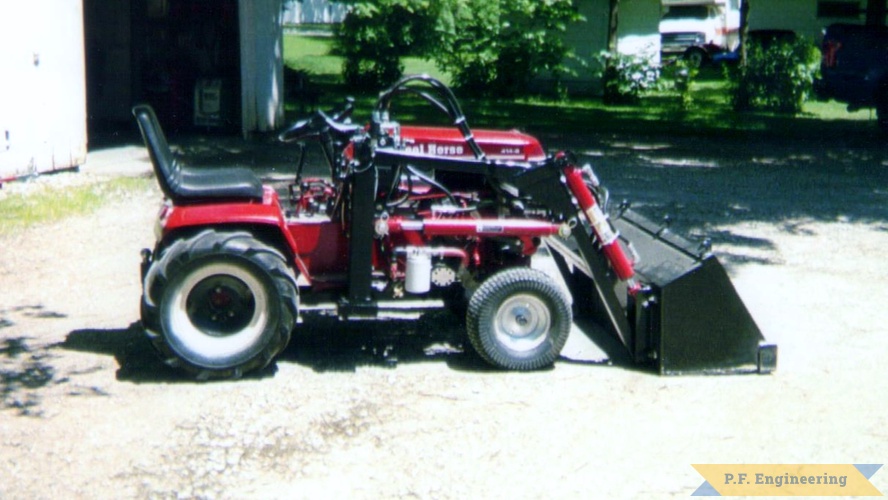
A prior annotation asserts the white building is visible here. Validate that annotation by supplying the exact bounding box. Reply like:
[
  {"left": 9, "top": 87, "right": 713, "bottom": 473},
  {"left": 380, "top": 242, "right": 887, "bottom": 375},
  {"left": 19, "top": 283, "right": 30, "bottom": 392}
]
[
  {"left": 1, "top": 0, "right": 285, "bottom": 180},
  {"left": 747, "top": 0, "right": 871, "bottom": 40},
  {"left": 282, "top": 0, "right": 347, "bottom": 25},
  {"left": 0, "top": 3, "right": 88, "bottom": 179}
]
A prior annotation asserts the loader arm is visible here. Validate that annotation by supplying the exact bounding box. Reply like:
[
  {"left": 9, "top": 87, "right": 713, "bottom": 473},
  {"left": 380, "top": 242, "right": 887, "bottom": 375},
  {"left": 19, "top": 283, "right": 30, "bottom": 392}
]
[{"left": 512, "top": 156, "right": 777, "bottom": 375}]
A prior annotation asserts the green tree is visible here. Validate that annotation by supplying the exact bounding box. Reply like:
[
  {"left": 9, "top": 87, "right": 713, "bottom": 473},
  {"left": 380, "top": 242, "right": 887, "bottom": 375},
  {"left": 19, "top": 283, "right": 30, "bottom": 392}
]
[
  {"left": 335, "top": 0, "right": 440, "bottom": 89},
  {"left": 435, "top": 0, "right": 583, "bottom": 97},
  {"left": 335, "top": 0, "right": 582, "bottom": 96},
  {"left": 732, "top": 38, "right": 820, "bottom": 114}
]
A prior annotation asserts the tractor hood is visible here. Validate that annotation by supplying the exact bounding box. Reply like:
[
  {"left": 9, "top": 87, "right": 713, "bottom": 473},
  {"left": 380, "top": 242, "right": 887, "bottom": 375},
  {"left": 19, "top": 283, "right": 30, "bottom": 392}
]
[{"left": 399, "top": 126, "right": 546, "bottom": 162}]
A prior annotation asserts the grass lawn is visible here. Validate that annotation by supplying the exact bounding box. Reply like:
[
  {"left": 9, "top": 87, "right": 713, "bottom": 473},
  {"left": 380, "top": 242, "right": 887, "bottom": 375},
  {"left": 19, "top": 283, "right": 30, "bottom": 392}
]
[
  {"left": 0, "top": 177, "right": 153, "bottom": 234},
  {"left": 283, "top": 34, "right": 879, "bottom": 141}
]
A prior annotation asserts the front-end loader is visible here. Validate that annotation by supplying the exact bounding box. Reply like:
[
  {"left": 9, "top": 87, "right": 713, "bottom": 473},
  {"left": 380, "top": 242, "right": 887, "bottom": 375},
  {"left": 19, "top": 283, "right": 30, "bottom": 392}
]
[{"left": 133, "top": 75, "right": 776, "bottom": 379}]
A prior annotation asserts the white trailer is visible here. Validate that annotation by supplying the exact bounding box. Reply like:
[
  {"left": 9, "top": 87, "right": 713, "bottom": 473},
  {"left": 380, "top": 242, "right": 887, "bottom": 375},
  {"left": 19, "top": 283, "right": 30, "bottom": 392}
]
[
  {"left": 659, "top": 0, "right": 741, "bottom": 65},
  {"left": 0, "top": 1, "right": 88, "bottom": 182}
]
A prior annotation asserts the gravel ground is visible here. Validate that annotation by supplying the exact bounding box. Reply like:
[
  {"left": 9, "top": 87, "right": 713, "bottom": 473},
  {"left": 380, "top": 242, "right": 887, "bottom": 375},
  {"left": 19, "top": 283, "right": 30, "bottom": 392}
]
[{"left": 1, "top": 133, "right": 887, "bottom": 498}]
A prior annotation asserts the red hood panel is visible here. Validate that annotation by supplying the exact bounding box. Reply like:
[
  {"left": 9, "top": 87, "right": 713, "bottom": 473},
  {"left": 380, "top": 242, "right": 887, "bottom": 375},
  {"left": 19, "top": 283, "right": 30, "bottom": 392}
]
[{"left": 399, "top": 126, "right": 546, "bottom": 162}]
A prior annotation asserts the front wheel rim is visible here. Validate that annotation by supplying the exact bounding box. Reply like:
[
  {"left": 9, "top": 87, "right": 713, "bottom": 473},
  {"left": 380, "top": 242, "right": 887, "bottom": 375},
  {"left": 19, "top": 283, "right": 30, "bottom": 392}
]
[
  {"left": 493, "top": 294, "right": 551, "bottom": 352},
  {"left": 166, "top": 262, "right": 270, "bottom": 362}
]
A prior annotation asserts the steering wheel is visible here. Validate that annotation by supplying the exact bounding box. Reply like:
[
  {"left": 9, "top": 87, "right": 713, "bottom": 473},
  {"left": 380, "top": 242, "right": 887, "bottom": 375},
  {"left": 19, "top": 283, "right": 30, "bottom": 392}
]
[
  {"left": 278, "top": 98, "right": 358, "bottom": 144},
  {"left": 278, "top": 115, "right": 322, "bottom": 143}
]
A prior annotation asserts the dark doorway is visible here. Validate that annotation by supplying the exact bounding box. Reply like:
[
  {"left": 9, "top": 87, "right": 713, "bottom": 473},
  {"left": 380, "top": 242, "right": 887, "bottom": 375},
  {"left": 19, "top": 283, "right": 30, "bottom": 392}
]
[
  {"left": 84, "top": 0, "right": 134, "bottom": 132},
  {"left": 83, "top": 0, "right": 242, "bottom": 139}
]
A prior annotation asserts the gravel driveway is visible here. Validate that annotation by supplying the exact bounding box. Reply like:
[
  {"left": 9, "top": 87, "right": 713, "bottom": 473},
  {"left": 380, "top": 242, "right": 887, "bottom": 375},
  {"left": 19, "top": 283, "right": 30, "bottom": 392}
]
[{"left": 1, "top": 132, "right": 886, "bottom": 498}]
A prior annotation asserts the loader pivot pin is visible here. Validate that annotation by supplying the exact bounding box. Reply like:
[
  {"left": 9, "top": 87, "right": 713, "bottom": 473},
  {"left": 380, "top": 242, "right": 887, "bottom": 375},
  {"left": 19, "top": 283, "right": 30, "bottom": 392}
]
[{"left": 563, "top": 165, "right": 635, "bottom": 282}]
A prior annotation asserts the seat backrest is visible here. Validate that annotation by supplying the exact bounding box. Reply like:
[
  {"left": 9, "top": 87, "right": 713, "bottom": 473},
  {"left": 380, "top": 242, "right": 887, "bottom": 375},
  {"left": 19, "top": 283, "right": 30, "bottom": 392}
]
[{"left": 132, "top": 104, "right": 178, "bottom": 200}]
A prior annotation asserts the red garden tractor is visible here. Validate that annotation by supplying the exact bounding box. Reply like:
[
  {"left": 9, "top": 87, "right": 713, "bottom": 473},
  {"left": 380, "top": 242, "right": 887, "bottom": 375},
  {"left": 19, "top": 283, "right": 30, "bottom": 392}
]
[{"left": 133, "top": 75, "right": 776, "bottom": 379}]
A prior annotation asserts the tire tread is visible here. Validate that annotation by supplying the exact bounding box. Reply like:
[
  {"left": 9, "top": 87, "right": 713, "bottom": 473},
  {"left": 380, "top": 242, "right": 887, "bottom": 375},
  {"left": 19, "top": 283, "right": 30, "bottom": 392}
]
[
  {"left": 141, "top": 229, "right": 298, "bottom": 379},
  {"left": 466, "top": 267, "right": 571, "bottom": 371}
]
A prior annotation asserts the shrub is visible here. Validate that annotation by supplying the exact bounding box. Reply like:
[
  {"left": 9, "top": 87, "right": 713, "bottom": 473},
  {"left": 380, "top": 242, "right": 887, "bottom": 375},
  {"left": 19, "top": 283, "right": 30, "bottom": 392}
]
[
  {"left": 335, "top": 1, "right": 439, "bottom": 90},
  {"left": 731, "top": 38, "right": 820, "bottom": 113},
  {"left": 431, "top": 0, "right": 583, "bottom": 97},
  {"left": 335, "top": 0, "right": 582, "bottom": 96},
  {"left": 667, "top": 58, "right": 698, "bottom": 110},
  {"left": 595, "top": 51, "right": 661, "bottom": 104}
]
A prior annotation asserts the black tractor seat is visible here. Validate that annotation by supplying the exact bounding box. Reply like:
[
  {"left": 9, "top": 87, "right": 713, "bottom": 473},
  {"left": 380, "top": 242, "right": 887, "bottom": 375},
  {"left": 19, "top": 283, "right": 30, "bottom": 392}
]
[{"left": 132, "top": 105, "right": 265, "bottom": 204}]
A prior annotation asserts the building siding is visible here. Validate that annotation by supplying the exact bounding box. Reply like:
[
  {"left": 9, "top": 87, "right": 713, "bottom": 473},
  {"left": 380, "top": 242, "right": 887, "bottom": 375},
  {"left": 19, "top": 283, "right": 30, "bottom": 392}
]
[
  {"left": 747, "top": 0, "right": 862, "bottom": 41},
  {"left": 0, "top": 1, "right": 88, "bottom": 178},
  {"left": 282, "top": 0, "right": 347, "bottom": 25}
]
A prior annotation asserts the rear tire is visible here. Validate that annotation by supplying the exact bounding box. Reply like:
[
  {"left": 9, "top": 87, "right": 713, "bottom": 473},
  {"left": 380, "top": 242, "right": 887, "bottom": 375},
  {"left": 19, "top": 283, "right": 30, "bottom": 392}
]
[
  {"left": 466, "top": 268, "right": 571, "bottom": 370},
  {"left": 141, "top": 229, "right": 298, "bottom": 379}
]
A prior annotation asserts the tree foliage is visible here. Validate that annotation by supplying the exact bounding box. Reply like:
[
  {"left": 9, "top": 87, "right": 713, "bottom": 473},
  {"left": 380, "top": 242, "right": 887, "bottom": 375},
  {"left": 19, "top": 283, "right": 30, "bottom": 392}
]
[
  {"left": 595, "top": 51, "right": 660, "bottom": 104},
  {"left": 335, "top": 0, "right": 440, "bottom": 89},
  {"left": 435, "top": 0, "right": 582, "bottom": 97},
  {"left": 335, "top": 0, "right": 582, "bottom": 95},
  {"left": 731, "top": 38, "right": 820, "bottom": 114}
]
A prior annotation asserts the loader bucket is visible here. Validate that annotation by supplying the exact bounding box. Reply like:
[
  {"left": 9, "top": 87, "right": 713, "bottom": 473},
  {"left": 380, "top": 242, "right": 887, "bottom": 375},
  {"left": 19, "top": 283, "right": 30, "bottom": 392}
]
[
  {"left": 552, "top": 209, "right": 777, "bottom": 375},
  {"left": 617, "top": 209, "right": 776, "bottom": 374},
  {"left": 509, "top": 157, "right": 776, "bottom": 375}
]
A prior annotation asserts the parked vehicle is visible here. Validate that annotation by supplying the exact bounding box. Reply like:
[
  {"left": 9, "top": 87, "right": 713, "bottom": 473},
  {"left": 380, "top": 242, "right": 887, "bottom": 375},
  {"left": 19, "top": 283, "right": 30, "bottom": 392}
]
[
  {"left": 133, "top": 75, "right": 776, "bottom": 380},
  {"left": 711, "top": 29, "right": 798, "bottom": 64},
  {"left": 817, "top": 23, "right": 888, "bottom": 131},
  {"left": 660, "top": 0, "right": 741, "bottom": 67}
]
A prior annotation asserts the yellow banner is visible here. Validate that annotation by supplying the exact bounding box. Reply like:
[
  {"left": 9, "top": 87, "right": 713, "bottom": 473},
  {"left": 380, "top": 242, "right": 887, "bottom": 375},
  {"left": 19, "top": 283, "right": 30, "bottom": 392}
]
[{"left": 692, "top": 464, "right": 883, "bottom": 496}]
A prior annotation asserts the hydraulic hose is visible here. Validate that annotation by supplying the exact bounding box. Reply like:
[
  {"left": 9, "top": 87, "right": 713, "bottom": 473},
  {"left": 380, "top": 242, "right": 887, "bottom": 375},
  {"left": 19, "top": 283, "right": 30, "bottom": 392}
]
[
  {"left": 562, "top": 164, "right": 635, "bottom": 282},
  {"left": 375, "top": 75, "right": 486, "bottom": 161}
]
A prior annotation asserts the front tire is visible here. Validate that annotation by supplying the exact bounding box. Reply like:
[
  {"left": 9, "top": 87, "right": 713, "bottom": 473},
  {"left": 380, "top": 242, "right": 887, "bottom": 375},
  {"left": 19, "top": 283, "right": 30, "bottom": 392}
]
[
  {"left": 142, "top": 230, "right": 298, "bottom": 379},
  {"left": 466, "top": 268, "right": 571, "bottom": 370}
]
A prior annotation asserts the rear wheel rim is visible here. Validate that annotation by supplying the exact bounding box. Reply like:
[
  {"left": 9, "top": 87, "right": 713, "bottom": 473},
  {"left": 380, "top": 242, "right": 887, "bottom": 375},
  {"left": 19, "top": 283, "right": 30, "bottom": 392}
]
[
  {"left": 167, "top": 262, "right": 270, "bottom": 361},
  {"left": 493, "top": 294, "right": 551, "bottom": 352}
]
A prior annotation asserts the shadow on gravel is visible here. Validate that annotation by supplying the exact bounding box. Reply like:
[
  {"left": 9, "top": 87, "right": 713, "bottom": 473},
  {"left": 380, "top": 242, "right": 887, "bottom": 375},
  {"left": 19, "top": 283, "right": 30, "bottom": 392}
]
[
  {"left": 0, "top": 306, "right": 71, "bottom": 416},
  {"left": 1, "top": 337, "right": 56, "bottom": 416},
  {"left": 58, "top": 312, "right": 492, "bottom": 383},
  {"left": 60, "top": 324, "right": 184, "bottom": 383},
  {"left": 278, "top": 310, "right": 494, "bottom": 373},
  {"left": 1, "top": 305, "right": 68, "bottom": 324},
  {"left": 54, "top": 311, "right": 651, "bottom": 382},
  {"left": 554, "top": 133, "right": 888, "bottom": 265},
  {"left": 560, "top": 317, "right": 641, "bottom": 372}
]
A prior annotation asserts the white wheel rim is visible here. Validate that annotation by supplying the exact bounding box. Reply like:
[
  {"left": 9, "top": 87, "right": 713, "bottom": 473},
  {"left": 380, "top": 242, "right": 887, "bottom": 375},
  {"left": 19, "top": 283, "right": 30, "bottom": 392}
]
[
  {"left": 166, "top": 262, "right": 270, "bottom": 361},
  {"left": 493, "top": 293, "right": 550, "bottom": 352}
]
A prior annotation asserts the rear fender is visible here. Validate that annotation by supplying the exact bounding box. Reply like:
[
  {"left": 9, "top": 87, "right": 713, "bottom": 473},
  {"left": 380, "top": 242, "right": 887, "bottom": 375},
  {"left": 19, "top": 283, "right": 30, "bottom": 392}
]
[{"left": 158, "top": 189, "right": 311, "bottom": 281}]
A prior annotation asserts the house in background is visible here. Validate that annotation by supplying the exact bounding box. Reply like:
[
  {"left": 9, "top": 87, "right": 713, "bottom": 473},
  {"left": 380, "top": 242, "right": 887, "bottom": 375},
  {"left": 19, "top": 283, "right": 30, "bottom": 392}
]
[
  {"left": 282, "top": 0, "right": 346, "bottom": 25},
  {"left": 555, "top": 0, "right": 662, "bottom": 93},
  {"left": 558, "top": 0, "right": 883, "bottom": 93},
  {"left": 748, "top": 0, "right": 873, "bottom": 40}
]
